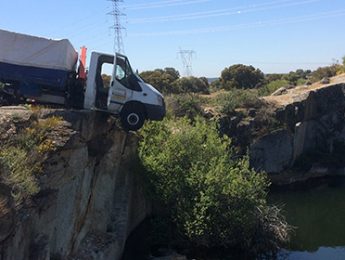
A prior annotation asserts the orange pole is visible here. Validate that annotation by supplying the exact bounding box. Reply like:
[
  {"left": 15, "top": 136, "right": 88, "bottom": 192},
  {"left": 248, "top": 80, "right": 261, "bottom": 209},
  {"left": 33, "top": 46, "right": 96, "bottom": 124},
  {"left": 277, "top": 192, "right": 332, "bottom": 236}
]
[{"left": 78, "top": 46, "right": 87, "bottom": 79}]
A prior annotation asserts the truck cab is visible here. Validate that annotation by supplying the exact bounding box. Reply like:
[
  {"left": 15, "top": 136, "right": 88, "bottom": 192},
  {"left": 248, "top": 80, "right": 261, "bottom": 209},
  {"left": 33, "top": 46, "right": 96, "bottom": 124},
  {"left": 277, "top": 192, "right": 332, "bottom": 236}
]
[{"left": 84, "top": 52, "right": 165, "bottom": 131}]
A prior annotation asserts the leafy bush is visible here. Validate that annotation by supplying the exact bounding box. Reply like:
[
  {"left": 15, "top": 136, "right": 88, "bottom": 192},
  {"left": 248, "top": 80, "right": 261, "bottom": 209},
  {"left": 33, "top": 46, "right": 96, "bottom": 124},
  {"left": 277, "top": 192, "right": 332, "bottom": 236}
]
[
  {"left": 166, "top": 94, "right": 204, "bottom": 119},
  {"left": 139, "top": 118, "right": 289, "bottom": 255},
  {"left": 259, "top": 80, "right": 290, "bottom": 96},
  {"left": 217, "top": 89, "right": 263, "bottom": 115}
]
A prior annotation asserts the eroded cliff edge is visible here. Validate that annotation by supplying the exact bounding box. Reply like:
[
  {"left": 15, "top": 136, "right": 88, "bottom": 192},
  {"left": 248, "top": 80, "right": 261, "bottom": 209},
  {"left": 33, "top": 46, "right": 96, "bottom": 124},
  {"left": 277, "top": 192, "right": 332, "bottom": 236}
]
[{"left": 0, "top": 107, "right": 150, "bottom": 260}]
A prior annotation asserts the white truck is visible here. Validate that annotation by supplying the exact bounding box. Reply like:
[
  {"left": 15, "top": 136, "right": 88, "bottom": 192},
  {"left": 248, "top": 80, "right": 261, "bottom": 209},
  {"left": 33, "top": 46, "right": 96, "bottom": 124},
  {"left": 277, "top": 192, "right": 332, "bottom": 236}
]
[{"left": 0, "top": 29, "right": 165, "bottom": 130}]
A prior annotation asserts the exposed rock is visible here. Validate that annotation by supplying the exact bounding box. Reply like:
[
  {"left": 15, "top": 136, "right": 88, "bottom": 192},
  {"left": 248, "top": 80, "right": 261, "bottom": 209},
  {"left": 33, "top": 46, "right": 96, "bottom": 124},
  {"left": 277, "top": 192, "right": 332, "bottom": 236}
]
[
  {"left": 305, "top": 80, "right": 312, "bottom": 86},
  {"left": 202, "top": 107, "right": 217, "bottom": 119},
  {"left": 285, "top": 84, "right": 295, "bottom": 90},
  {"left": 0, "top": 107, "right": 151, "bottom": 260},
  {"left": 0, "top": 184, "right": 15, "bottom": 242},
  {"left": 320, "top": 77, "right": 330, "bottom": 84},
  {"left": 271, "top": 87, "right": 288, "bottom": 96},
  {"left": 220, "top": 75, "right": 345, "bottom": 183},
  {"left": 250, "top": 130, "right": 294, "bottom": 173},
  {"left": 258, "top": 80, "right": 345, "bottom": 181}
]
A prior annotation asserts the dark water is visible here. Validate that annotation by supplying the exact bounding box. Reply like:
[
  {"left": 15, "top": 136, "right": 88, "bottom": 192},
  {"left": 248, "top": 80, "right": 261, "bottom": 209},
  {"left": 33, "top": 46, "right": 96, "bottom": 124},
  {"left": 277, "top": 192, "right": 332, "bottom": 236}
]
[
  {"left": 124, "top": 177, "right": 345, "bottom": 259},
  {"left": 270, "top": 177, "right": 345, "bottom": 260}
]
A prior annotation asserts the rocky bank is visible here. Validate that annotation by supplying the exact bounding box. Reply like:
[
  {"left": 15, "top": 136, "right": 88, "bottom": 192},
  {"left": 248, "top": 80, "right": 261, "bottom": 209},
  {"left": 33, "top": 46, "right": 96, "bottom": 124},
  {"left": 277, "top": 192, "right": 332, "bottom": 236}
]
[
  {"left": 0, "top": 107, "right": 150, "bottom": 260},
  {"left": 225, "top": 74, "right": 345, "bottom": 184}
]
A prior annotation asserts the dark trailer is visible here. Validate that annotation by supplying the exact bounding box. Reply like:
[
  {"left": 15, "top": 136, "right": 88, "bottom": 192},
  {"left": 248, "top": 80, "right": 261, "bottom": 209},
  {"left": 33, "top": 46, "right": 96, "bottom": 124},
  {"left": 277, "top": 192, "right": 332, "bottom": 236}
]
[{"left": 0, "top": 29, "right": 78, "bottom": 105}]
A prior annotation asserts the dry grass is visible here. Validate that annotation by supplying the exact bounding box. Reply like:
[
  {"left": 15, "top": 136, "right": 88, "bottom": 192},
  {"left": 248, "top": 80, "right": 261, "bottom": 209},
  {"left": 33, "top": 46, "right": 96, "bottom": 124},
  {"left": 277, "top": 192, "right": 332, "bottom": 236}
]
[{"left": 263, "top": 73, "right": 345, "bottom": 107}]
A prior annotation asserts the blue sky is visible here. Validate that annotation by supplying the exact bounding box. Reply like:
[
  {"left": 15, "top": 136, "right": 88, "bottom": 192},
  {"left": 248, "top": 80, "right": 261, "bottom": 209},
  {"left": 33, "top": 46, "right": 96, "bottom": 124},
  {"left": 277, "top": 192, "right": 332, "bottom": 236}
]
[{"left": 1, "top": 0, "right": 345, "bottom": 77}]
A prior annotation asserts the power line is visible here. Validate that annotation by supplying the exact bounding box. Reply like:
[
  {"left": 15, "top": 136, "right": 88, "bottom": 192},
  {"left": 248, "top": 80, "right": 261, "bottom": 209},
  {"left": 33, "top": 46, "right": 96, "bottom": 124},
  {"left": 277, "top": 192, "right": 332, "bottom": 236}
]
[
  {"left": 124, "top": 0, "right": 209, "bottom": 10},
  {"left": 108, "top": 0, "right": 126, "bottom": 54},
  {"left": 130, "top": 9, "right": 345, "bottom": 37},
  {"left": 178, "top": 49, "right": 196, "bottom": 77},
  {"left": 129, "top": 0, "right": 320, "bottom": 24}
]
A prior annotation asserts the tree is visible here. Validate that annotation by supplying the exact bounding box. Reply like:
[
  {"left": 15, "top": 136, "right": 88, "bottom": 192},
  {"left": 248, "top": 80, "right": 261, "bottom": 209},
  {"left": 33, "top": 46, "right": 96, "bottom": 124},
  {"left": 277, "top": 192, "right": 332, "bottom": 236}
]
[
  {"left": 282, "top": 69, "right": 311, "bottom": 85},
  {"left": 172, "top": 76, "right": 210, "bottom": 94},
  {"left": 265, "top": 73, "right": 284, "bottom": 83},
  {"left": 310, "top": 65, "right": 338, "bottom": 82},
  {"left": 140, "top": 68, "right": 180, "bottom": 94},
  {"left": 164, "top": 67, "right": 180, "bottom": 80},
  {"left": 139, "top": 118, "right": 289, "bottom": 255},
  {"left": 221, "top": 64, "right": 264, "bottom": 90}
]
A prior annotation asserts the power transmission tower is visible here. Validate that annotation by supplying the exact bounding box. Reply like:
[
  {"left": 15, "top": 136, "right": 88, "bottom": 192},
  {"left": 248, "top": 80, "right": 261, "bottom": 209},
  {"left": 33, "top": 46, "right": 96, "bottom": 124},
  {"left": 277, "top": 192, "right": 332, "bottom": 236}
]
[
  {"left": 178, "top": 49, "right": 196, "bottom": 77},
  {"left": 108, "top": 0, "right": 126, "bottom": 54}
]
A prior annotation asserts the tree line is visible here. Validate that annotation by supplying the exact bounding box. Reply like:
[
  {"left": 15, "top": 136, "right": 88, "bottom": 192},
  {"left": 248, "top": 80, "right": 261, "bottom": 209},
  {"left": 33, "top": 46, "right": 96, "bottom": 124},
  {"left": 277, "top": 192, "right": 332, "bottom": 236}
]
[{"left": 139, "top": 56, "right": 345, "bottom": 95}]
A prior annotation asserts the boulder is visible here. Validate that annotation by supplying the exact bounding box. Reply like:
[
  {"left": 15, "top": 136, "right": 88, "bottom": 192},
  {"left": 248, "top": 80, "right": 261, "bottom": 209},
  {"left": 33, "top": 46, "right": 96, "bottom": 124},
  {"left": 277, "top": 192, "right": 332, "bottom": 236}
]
[
  {"left": 271, "top": 87, "right": 288, "bottom": 96},
  {"left": 320, "top": 77, "right": 330, "bottom": 84}
]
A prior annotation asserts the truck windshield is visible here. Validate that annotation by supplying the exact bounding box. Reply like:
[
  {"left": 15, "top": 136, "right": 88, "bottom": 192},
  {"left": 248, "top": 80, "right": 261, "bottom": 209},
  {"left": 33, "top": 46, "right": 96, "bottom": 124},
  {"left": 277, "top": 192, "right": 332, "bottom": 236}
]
[{"left": 115, "top": 55, "right": 142, "bottom": 91}]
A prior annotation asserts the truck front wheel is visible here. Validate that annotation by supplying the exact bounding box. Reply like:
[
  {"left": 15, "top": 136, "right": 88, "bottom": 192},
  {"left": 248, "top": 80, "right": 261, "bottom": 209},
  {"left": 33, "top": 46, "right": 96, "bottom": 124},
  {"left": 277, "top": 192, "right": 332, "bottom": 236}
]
[{"left": 120, "top": 105, "right": 145, "bottom": 131}]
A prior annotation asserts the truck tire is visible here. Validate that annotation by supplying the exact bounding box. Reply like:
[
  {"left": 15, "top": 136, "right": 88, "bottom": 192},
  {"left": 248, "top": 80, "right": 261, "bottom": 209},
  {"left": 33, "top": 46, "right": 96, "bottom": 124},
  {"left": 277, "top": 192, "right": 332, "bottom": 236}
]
[{"left": 120, "top": 104, "right": 145, "bottom": 131}]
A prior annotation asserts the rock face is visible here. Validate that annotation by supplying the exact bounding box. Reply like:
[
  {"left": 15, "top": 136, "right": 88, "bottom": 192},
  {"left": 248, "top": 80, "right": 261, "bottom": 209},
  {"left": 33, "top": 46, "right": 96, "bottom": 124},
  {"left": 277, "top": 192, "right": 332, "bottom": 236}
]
[
  {"left": 0, "top": 107, "right": 150, "bottom": 260},
  {"left": 250, "top": 81, "right": 345, "bottom": 182},
  {"left": 250, "top": 130, "right": 294, "bottom": 173}
]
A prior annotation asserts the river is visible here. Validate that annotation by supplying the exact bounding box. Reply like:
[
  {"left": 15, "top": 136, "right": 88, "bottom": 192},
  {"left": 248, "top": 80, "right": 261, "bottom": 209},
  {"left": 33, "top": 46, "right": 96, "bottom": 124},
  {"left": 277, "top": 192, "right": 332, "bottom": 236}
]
[{"left": 270, "top": 177, "right": 345, "bottom": 260}]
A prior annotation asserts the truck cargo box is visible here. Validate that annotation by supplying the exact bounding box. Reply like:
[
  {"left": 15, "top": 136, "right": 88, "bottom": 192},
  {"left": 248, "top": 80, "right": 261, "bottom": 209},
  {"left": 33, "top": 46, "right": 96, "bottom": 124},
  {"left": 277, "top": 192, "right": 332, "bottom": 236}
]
[
  {"left": 0, "top": 29, "right": 78, "bottom": 93},
  {"left": 0, "top": 29, "right": 77, "bottom": 71}
]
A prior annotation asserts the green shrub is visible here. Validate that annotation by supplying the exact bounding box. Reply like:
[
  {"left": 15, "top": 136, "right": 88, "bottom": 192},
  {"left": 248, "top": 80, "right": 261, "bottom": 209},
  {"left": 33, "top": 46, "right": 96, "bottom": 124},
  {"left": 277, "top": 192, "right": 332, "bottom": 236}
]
[
  {"left": 139, "top": 118, "right": 289, "bottom": 255},
  {"left": 166, "top": 94, "right": 204, "bottom": 119},
  {"left": 218, "top": 89, "right": 262, "bottom": 115},
  {"left": 259, "top": 80, "right": 290, "bottom": 96}
]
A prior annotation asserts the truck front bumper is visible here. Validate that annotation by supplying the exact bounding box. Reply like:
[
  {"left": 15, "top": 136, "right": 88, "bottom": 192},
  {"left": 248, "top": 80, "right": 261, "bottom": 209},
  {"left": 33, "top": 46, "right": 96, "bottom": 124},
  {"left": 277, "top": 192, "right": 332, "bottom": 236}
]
[{"left": 145, "top": 103, "right": 166, "bottom": 121}]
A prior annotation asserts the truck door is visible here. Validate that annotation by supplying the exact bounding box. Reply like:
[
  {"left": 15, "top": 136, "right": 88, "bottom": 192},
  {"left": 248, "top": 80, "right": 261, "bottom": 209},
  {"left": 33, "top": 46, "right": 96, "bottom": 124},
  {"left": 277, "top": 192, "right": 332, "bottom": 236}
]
[{"left": 107, "top": 54, "right": 142, "bottom": 113}]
